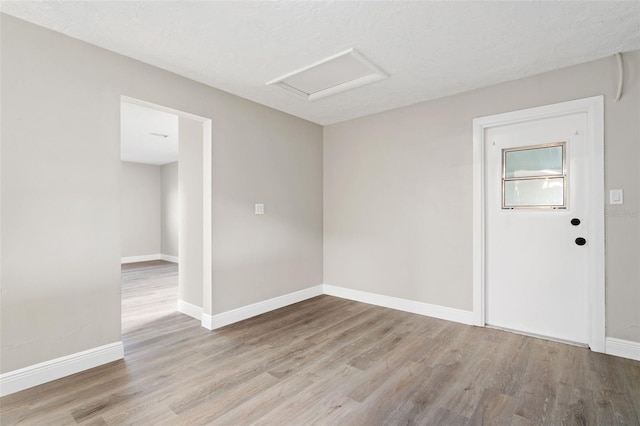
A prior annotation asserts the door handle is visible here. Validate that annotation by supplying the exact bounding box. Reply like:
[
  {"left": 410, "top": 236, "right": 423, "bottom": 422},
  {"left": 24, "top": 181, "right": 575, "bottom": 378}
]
[{"left": 575, "top": 237, "right": 587, "bottom": 246}]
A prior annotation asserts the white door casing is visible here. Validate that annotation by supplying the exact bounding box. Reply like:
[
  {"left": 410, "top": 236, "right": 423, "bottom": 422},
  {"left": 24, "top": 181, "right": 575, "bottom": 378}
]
[
  {"left": 472, "top": 97, "right": 605, "bottom": 352},
  {"left": 120, "top": 95, "right": 213, "bottom": 326}
]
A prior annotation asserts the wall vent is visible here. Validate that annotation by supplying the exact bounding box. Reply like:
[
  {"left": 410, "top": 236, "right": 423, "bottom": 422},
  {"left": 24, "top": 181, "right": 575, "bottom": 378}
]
[{"left": 266, "top": 49, "right": 388, "bottom": 101}]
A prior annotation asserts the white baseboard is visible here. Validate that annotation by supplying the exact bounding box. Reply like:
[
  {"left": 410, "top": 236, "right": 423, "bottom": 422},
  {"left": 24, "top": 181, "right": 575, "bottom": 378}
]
[
  {"left": 202, "top": 285, "right": 324, "bottom": 330},
  {"left": 121, "top": 254, "right": 178, "bottom": 264},
  {"left": 322, "top": 284, "right": 475, "bottom": 326},
  {"left": 121, "top": 254, "right": 161, "bottom": 264},
  {"left": 199, "top": 284, "right": 473, "bottom": 331},
  {"left": 7, "top": 287, "right": 630, "bottom": 398},
  {"left": 160, "top": 254, "right": 179, "bottom": 263},
  {"left": 605, "top": 337, "right": 640, "bottom": 361},
  {"left": 177, "top": 299, "right": 203, "bottom": 320},
  {"left": 0, "top": 342, "right": 124, "bottom": 397}
]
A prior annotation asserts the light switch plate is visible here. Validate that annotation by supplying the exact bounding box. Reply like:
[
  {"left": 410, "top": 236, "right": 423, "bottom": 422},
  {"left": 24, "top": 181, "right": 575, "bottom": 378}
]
[
  {"left": 255, "top": 203, "right": 265, "bottom": 215},
  {"left": 609, "top": 189, "right": 623, "bottom": 205}
]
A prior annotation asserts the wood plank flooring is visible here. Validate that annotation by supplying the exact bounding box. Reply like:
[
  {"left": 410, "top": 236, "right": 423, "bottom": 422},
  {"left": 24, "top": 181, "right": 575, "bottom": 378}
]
[{"left": 1, "top": 261, "right": 639, "bottom": 425}]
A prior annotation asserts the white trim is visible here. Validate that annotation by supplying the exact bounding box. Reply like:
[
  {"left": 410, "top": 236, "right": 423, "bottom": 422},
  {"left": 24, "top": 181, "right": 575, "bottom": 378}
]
[
  {"left": 0, "top": 342, "right": 124, "bottom": 397},
  {"left": 202, "top": 119, "right": 213, "bottom": 322},
  {"left": 177, "top": 299, "right": 203, "bottom": 320},
  {"left": 605, "top": 337, "right": 640, "bottom": 361},
  {"left": 160, "top": 254, "right": 179, "bottom": 263},
  {"left": 121, "top": 254, "right": 161, "bottom": 264},
  {"left": 472, "top": 114, "right": 486, "bottom": 327},
  {"left": 121, "top": 254, "right": 179, "bottom": 264},
  {"left": 323, "top": 284, "right": 475, "bottom": 325},
  {"left": 120, "top": 95, "right": 213, "bottom": 335},
  {"left": 201, "top": 285, "right": 324, "bottom": 330},
  {"left": 586, "top": 98, "right": 606, "bottom": 353},
  {"left": 121, "top": 96, "right": 209, "bottom": 123},
  {"left": 472, "top": 96, "right": 606, "bottom": 352},
  {"left": 199, "top": 284, "right": 474, "bottom": 331}
]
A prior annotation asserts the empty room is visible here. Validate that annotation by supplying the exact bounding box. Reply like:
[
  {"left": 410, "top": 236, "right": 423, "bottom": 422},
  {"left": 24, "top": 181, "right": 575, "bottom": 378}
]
[{"left": 1, "top": 1, "right": 639, "bottom": 425}]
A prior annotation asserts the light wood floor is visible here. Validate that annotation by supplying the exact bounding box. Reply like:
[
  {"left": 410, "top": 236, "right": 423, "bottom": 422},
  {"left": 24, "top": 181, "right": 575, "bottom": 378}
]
[{"left": 1, "top": 261, "right": 639, "bottom": 425}]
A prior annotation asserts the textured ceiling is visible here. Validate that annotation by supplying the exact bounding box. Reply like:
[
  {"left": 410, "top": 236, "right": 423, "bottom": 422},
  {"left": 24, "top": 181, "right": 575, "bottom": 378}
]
[
  {"left": 2, "top": 1, "right": 639, "bottom": 125},
  {"left": 121, "top": 102, "right": 179, "bottom": 165}
]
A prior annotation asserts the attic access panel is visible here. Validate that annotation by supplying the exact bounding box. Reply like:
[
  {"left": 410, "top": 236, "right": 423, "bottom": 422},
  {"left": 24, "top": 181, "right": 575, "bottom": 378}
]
[{"left": 266, "top": 49, "right": 388, "bottom": 101}]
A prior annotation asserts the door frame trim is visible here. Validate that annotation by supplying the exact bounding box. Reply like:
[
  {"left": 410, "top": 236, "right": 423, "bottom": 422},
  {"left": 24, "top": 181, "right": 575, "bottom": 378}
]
[
  {"left": 120, "top": 95, "right": 213, "bottom": 330},
  {"left": 472, "top": 96, "right": 605, "bottom": 352}
]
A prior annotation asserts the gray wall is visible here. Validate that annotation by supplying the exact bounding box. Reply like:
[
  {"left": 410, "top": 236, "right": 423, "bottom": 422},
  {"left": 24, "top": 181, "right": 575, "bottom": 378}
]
[
  {"left": 121, "top": 160, "right": 178, "bottom": 260},
  {"left": 161, "top": 161, "right": 179, "bottom": 258},
  {"left": 0, "top": 15, "right": 323, "bottom": 373},
  {"left": 324, "top": 51, "right": 640, "bottom": 343},
  {"left": 121, "top": 161, "right": 162, "bottom": 258},
  {"left": 178, "top": 117, "right": 203, "bottom": 307}
]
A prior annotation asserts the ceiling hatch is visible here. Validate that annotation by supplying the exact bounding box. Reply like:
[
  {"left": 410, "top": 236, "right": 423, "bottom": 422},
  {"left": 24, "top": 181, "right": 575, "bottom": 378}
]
[{"left": 266, "top": 49, "right": 388, "bottom": 101}]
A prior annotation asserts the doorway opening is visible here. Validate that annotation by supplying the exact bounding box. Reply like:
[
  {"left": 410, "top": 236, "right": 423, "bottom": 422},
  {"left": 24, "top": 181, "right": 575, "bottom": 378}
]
[{"left": 119, "top": 96, "right": 212, "bottom": 338}]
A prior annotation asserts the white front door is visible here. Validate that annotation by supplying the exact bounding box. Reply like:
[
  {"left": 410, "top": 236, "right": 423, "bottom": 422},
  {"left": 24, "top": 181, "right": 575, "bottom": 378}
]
[{"left": 485, "top": 111, "right": 591, "bottom": 345}]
